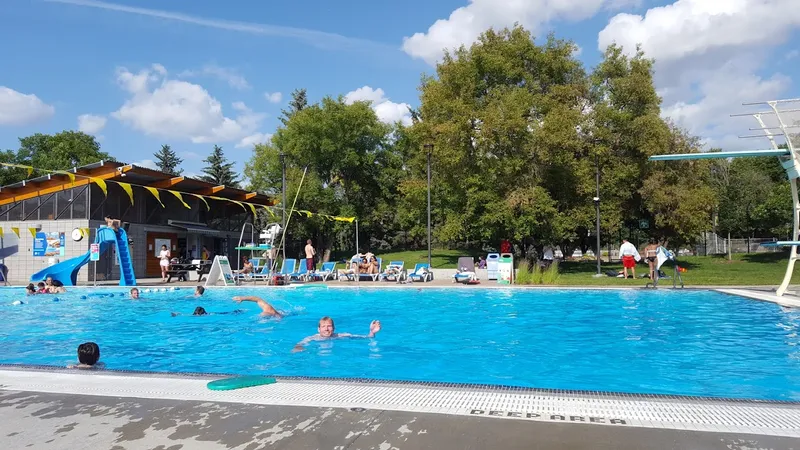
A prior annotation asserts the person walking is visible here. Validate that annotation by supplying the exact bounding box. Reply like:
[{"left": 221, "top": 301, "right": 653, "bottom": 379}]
[{"left": 304, "top": 239, "right": 316, "bottom": 273}]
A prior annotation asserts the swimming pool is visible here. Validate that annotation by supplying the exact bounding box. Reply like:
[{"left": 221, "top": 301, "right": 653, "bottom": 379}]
[{"left": 1, "top": 287, "right": 798, "bottom": 401}]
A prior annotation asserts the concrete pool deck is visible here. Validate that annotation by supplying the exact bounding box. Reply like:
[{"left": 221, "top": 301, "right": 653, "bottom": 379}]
[{"left": 1, "top": 367, "right": 799, "bottom": 449}]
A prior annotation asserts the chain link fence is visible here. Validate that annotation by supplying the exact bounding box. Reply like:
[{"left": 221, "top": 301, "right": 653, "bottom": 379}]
[{"left": 694, "top": 232, "right": 781, "bottom": 256}]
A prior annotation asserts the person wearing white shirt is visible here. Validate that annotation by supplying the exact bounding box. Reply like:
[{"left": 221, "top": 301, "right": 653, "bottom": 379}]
[{"left": 619, "top": 239, "right": 640, "bottom": 279}]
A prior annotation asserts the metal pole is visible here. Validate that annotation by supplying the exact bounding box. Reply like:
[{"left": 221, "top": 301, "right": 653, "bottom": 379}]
[
  {"left": 280, "top": 153, "right": 286, "bottom": 262},
  {"left": 594, "top": 155, "right": 601, "bottom": 275},
  {"left": 355, "top": 220, "right": 359, "bottom": 255},
  {"left": 426, "top": 144, "right": 433, "bottom": 267}
]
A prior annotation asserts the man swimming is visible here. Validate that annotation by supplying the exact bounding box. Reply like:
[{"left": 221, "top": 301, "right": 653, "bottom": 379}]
[
  {"left": 194, "top": 286, "right": 205, "bottom": 297},
  {"left": 232, "top": 296, "right": 283, "bottom": 318},
  {"left": 171, "top": 306, "right": 244, "bottom": 317},
  {"left": 129, "top": 287, "right": 140, "bottom": 299},
  {"left": 292, "top": 317, "right": 381, "bottom": 352}
]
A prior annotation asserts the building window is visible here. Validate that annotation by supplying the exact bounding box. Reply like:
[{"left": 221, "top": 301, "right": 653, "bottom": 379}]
[
  {"left": 40, "top": 194, "right": 56, "bottom": 220},
  {"left": 23, "top": 198, "right": 39, "bottom": 220},
  {"left": 73, "top": 188, "right": 87, "bottom": 219},
  {"left": 7, "top": 202, "right": 22, "bottom": 221}
]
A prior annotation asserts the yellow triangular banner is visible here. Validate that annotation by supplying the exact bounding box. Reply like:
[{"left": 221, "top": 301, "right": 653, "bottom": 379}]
[
  {"left": 11, "top": 227, "right": 20, "bottom": 238},
  {"left": 191, "top": 194, "right": 209, "bottom": 211},
  {"left": 145, "top": 187, "right": 164, "bottom": 208},
  {"left": 28, "top": 228, "right": 37, "bottom": 238},
  {"left": 1, "top": 163, "right": 34, "bottom": 177},
  {"left": 91, "top": 177, "right": 108, "bottom": 196},
  {"left": 168, "top": 190, "right": 191, "bottom": 209},
  {"left": 56, "top": 170, "right": 76, "bottom": 184},
  {"left": 82, "top": 228, "right": 90, "bottom": 238},
  {"left": 117, "top": 182, "right": 134, "bottom": 205},
  {"left": 0, "top": 227, "right": 3, "bottom": 238},
  {"left": 245, "top": 202, "right": 257, "bottom": 217},
  {"left": 211, "top": 196, "right": 247, "bottom": 212},
  {"left": 261, "top": 205, "right": 277, "bottom": 218}
]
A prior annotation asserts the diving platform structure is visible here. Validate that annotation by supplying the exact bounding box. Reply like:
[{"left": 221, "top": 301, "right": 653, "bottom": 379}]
[{"left": 649, "top": 98, "right": 800, "bottom": 296}]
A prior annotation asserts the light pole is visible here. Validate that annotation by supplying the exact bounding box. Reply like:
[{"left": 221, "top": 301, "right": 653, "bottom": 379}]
[
  {"left": 594, "top": 155, "right": 602, "bottom": 276},
  {"left": 424, "top": 143, "right": 433, "bottom": 268},
  {"left": 280, "top": 152, "right": 287, "bottom": 262}
]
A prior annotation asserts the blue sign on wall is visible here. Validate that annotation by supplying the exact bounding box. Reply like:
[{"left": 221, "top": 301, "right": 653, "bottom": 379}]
[{"left": 33, "top": 232, "right": 65, "bottom": 257}]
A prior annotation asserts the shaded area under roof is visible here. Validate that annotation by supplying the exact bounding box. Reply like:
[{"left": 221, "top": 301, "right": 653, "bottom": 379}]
[{"left": 0, "top": 160, "right": 278, "bottom": 207}]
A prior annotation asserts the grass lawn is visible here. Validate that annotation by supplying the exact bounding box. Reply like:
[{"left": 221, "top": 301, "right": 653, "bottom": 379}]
[{"left": 373, "top": 249, "right": 800, "bottom": 286}]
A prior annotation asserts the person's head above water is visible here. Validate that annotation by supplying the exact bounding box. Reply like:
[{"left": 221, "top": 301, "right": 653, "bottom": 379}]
[
  {"left": 193, "top": 306, "right": 208, "bottom": 316},
  {"left": 45, "top": 276, "right": 53, "bottom": 285},
  {"left": 130, "top": 288, "right": 139, "bottom": 299},
  {"left": 25, "top": 283, "right": 36, "bottom": 294},
  {"left": 78, "top": 342, "right": 100, "bottom": 366},
  {"left": 318, "top": 316, "right": 335, "bottom": 337},
  {"left": 194, "top": 286, "right": 205, "bottom": 296}
]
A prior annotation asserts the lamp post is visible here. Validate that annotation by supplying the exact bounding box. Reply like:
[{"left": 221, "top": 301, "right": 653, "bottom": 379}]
[
  {"left": 424, "top": 143, "right": 434, "bottom": 268},
  {"left": 594, "top": 155, "right": 602, "bottom": 276},
  {"left": 280, "top": 152, "right": 287, "bottom": 261}
]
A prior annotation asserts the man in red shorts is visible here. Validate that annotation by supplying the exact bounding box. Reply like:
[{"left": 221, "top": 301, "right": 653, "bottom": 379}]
[
  {"left": 304, "top": 239, "right": 316, "bottom": 273},
  {"left": 619, "top": 238, "right": 640, "bottom": 279}
]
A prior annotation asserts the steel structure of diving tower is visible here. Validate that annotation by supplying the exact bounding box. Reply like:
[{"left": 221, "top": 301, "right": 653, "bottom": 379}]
[{"left": 649, "top": 98, "right": 800, "bottom": 297}]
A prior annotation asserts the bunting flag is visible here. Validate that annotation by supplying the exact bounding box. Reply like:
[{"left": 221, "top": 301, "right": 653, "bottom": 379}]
[
  {"left": 28, "top": 228, "right": 37, "bottom": 238},
  {"left": 0, "top": 227, "right": 3, "bottom": 238},
  {"left": 246, "top": 202, "right": 257, "bottom": 217},
  {"left": 82, "top": 228, "right": 90, "bottom": 238},
  {"left": 168, "top": 190, "right": 191, "bottom": 209},
  {"left": 118, "top": 182, "right": 134, "bottom": 205},
  {"left": 261, "top": 205, "right": 277, "bottom": 218},
  {"left": 11, "top": 227, "right": 20, "bottom": 238},
  {"left": 211, "top": 196, "right": 248, "bottom": 213},
  {"left": 91, "top": 177, "right": 108, "bottom": 196},
  {"left": 0, "top": 163, "right": 34, "bottom": 178},
  {"left": 56, "top": 170, "right": 76, "bottom": 184},
  {"left": 191, "top": 194, "right": 210, "bottom": 211},
  {"left": 145, "top": 187, "right": 164, "bottom": 208},
  {"left": 296, "top": 210, "right": 313, "bottom": 218}
]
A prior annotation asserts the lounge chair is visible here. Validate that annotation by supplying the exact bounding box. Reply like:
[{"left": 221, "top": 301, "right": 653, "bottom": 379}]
[
  {"left": 407, "top": 263, "right": 432, "bottom": 282},
  {"left": 338, "top": 255, "right": 362, "bottom": 281},
  {"left": 453, "top": 257, "right": 478, "bottom": 284},
  {"left": 379, "top": 261, "right": 405, "bottom": 282},
  {"left": 271, "top": 258, "right": 296, "bottom": 285},
  {"left": 290, "top": 258, "right": 310, "bottom": 282},
  {"left": 313, "top": 261, "right": 337, "bottom": 281}
]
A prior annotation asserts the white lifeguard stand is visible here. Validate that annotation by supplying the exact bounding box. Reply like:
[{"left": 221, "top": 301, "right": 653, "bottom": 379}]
[{"left": 650, "top": 98, "right": 800, "bottom": 296}]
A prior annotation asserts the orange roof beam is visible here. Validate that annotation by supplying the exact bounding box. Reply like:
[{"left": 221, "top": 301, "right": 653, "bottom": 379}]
[
  {"left": 0, "top": 165, "right": 130, "bottom": 206},
  {"left": 149, "top": 177, "right": 185, "bottom": 189},
  {"left": 196, "top": 185, "right": 226, "bottom": 196}
]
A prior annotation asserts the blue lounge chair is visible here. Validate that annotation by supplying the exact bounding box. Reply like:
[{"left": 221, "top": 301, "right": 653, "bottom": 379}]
[
  {"left": 290, "top": 258, "right": 309, "bottom": 281},
  {"left": 313, "top": 261, "right": 337, "bottom": 281},
  {"left": 453, "top": 257, "right": 478, "bottom": 284},
  {"left": 408, "top": 263, "right": 432, "bottom": 282}
]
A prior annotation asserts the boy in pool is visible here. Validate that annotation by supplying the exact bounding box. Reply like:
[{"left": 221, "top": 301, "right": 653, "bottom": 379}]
[
  {"left": 129, "top": 288, "right": 140, "bottom": 299},
  {"left": 292, "top": 317, "right": 381, "bottom": 353},
  {"left": 68, "top": 342, "right": 105, "bottom": 369},
  {"left": 194, "top": 286, "right": 204, "bottom": 297},
  {"left": 171, "top": 306, "right": 244, "bottom": 317},
  {"left": 232, "top": 296, "right": 283, "bottom": 318}
]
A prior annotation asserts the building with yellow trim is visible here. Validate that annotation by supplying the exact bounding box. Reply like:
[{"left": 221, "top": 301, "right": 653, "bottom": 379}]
[{"left": 0, "top": 161, "right": 278, "bottom": 283}]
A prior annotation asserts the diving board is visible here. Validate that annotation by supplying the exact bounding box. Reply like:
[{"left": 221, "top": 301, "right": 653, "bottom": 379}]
[
  {"left": 649, "top": 98, "right": 800, "bottom": 297},
  {"left": 649, "top": 149, "right": 789, "bottom": 161},
  {"left": 760, "top": 241, "right": 800, "bottom": 247}
]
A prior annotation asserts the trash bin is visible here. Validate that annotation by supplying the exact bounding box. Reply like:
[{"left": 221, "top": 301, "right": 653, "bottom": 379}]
[
  {"left": 498, "top": 253, "right": 514, "bottom": 284},
  {"left": 486, "top": 253, "right": 500, "bottom": 280}
]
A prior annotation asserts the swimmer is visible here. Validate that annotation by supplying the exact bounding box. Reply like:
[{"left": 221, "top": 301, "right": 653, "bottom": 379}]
[
  {"left": 171, "top": 306, "right": 244, "bottom": 317},
  {"left": 232, "top": 296, "right": 284, "bottom": 318},
  {"left": 129, "top": 287, "right": 140, "bottom": 299},
  {"left": 292, "top": 317, "right": 381, "bottom": 353},
  {"left": 44, "top": 276, "right": 66, "bottom": 293},
  {"left": 194, "top": 286, "right": 204, "bottom": 297},
  {"left": 67, "top": 342, "right": 105, "bottom": 370},
  {"left": 25, "top": 284, "right": 37, "bottom": 295}
]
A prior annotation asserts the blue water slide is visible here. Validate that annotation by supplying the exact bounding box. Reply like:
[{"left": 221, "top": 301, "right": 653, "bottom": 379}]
[{"left": 29, "top": 227, "right": 137, "bottom": 286}]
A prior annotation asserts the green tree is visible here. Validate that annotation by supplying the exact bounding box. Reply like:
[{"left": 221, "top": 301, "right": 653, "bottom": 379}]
[
  {"left": 153, "top": 144, "right": 183, "bottom": 175},
  {"left": 200, "top": 145, "right": 239, "bottom": 187},
  {"left": 279, "top": 88, "right": 308, "bottom": 126},
  {"left": 16, "top": 131, "right": 112, "bottom": 171}
]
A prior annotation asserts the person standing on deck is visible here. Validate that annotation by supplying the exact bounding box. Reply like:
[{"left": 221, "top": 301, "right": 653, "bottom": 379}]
[
  {"left": 305, "top": 239, "right": 316, "bottom": 273},
  {"left": 619, "top": 239, "right": 640, "bottom": 279}
]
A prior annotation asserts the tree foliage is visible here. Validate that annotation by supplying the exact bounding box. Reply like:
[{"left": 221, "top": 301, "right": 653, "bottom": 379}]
[
  {"left": 153, "top": 144, "right": 183, "bottom": 175},
  {"left": 200, "top": 145, "right": 239, "bottom": 187}
]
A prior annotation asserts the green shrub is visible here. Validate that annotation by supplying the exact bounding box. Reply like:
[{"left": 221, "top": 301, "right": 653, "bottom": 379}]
[
  {"left": 541, "top": 261, "right": 561, "bottom": 285},
  {"left": 515, "top": 260, "right": 534, "bottom": 284}
]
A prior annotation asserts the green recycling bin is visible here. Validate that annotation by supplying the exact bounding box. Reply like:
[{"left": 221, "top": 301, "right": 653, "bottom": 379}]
[{"left": 498, "top": 253, "right": 513, "bottom": 284}]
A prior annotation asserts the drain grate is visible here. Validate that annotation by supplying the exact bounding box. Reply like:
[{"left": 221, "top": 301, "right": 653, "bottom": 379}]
[{"left": 0, "top": 369, "right": 798, "bottom": 437}]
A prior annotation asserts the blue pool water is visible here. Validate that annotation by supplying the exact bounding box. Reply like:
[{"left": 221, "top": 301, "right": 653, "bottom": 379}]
[{"left": 1, "top": 286, "right": 798, "bottom": 401}]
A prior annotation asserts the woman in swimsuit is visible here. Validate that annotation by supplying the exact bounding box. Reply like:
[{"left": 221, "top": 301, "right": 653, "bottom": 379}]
[{"left": 643, "top": 239, "right": 659, "bottom": 280}]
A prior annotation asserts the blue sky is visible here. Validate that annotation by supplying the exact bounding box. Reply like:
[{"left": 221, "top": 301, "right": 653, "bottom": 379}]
[{"left": 1, "top": 0, "right": 799, "bottom": 179}]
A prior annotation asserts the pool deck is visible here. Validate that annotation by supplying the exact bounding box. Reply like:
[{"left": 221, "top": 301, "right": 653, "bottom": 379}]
[{"left": 1, "top": 367, "right": 799, "bottom": 449}]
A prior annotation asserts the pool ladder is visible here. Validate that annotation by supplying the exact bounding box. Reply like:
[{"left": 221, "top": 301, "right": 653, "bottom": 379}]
[{"left": 646, "top": 263, "right": 685, "bottom": 289}]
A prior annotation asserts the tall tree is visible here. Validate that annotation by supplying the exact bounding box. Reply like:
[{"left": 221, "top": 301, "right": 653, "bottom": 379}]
[
  {"left": 200, "top": 145, "right": 239, "bottom": 187},
  {"left": 279, "top": 88, "right": 308, "bottom": 126},
  {"left": 152, "top": 144, "right": 183, "bottom": 175},
  {"left": 17, "top": 131, "right": 112, "bottom": 170}
]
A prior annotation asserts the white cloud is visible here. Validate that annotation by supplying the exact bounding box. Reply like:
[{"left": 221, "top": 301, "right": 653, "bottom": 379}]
[
  {"left": 236, "top": 132, "right": 273, "bottom": 148},
  {"left": 344, "top": 86, "right": 412, "bottom": 126},
  {"left": 598, "top": 0, "right": 800, "bottom": 64},
  {"left": 111, "top": 64, "right": 266, "bottom": 144},
  {"left": 0, "top": 87, "right": 55, "bottom": 126},
  {"left": 179, "top": 151, "right": 201, "bottom": 160},
  {"left": 786, "top": 49, "right": 799, "bottom": 60},
  {"left": 265, "top": 92, "right": 282, "bottom": 103},
  {"left": 77, "top": 114, "right": 107, "bottom": 134},
  {"left": 133, "top": 159, "right": 157, "bottom": 169},
  {"left": 598, "top": 0, "right": 800, "bottom": 151},
  {"left": 49, "top": 0, "right": 391, "bottom": 53},
  {"left": 179, "top": 64, "right": 250, "bottom": 90},
  {"left": 402, "top": 0, "right": 614, "bottom": 65}
]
